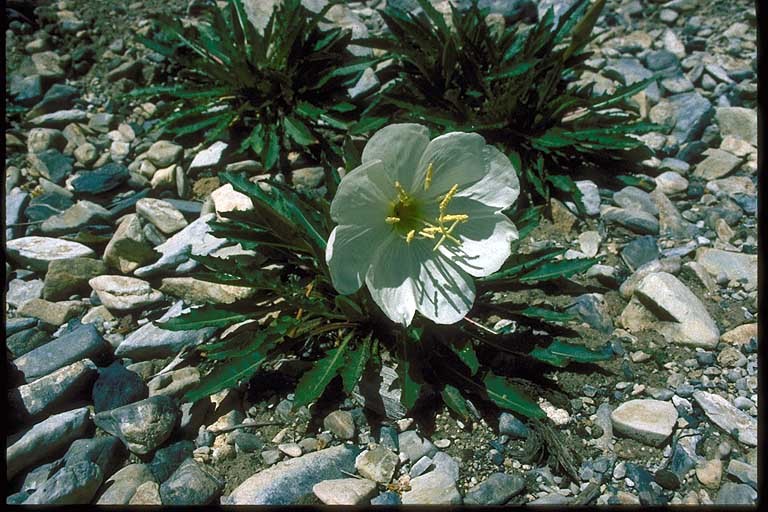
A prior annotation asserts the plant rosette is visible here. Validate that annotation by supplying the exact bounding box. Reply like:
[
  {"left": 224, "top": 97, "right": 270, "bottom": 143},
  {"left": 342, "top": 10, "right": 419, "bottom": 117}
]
[{"left": 326, "top": 123, "right": 520, "bottom": 326}]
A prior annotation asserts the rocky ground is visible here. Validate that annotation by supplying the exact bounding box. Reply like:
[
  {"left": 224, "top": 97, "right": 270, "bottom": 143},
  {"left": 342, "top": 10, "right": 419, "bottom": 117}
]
[{"left": 4, "top": 0, "right": 759, "bottom": 506}]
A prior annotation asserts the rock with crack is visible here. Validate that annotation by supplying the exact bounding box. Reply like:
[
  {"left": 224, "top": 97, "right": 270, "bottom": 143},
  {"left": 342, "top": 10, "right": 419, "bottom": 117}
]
[
  {"left": 692, "top": 391, "right": 757, "bottom": 447},
  {"left": 93, "top": 396, "right": 179, "bottom": 455}
]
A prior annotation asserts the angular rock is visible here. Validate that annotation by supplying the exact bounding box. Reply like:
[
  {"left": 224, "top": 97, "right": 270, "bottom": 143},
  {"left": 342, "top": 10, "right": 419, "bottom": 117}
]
[
  {"left": 720, "top": 323, "right": 757, "bottom": 346},
  {"left": 159, "top": 458, "right": 223, "bottom": 505},
  {"left": 402, "top": 470, "right": 462, "bottom": 505},
  {"left": 726, "top": 460, "right": 757, "bottom": 489},
  {"left": 27, "top": 149, "right": 73, "bottom": 184},
  {"left": 575, "top": 180, "right": 601, "bottom": 216},
  {"left": 129, "top": 481, "right": 162, "bottom": 504},
  {"left": 655, "top": 171, "right": 689, "bottom": 196},
  {"left": 693, "top": 149, "right": 742, "bottom": 180},
  {"left": 313, "top": 477, "right": 377, "bottom": 505},
  {"left": 148, "top": 367, "right": 200, "bottom": 399},
  {"left": 695, "top": 248, "right": 757, "bottom": 289},
  {"left": 89, "top": 275, "right": 164, "bottom": 311},
  {"left": 95, "top": 463, "right": 155, "bottom": 505},
  {"left": 210, "top": 183, "right": 254, "bottom": 214},
  {"left": 189, "top": 141, "right": 228, "bottom": 171},
  {"left": 92, "top": 361, "right": 148, "bottom": 413},
  {"left": 621, "top": 235, "right": 659, "bottom": 271},
  {"left": 715, "top": 483, "right": 757, "bottom": 505},
  {"left": 69, "top": 163, "right": 129, "bottom": 194},
  {"left": 17, "top": 298, "right": 86, "bottom": 326},
  {"left": 223, "top": 444, "right": 361, "bottom": 504},
  {"left": 29, "top": 109, "right": 89, "bottom": 128},
  {"left": 103, "top": 214, "right": 156, "bottom": 273},
  {"left": 43, "top": 257, "right": 107, "bottom": 301},
  {"left": 93, "top": 396, "right": 179, "bottom": 455},
  {"left": 621, "top": 272, "right": 719, "bottom": 348},
  {"left": 13, "top": 324, "right": 108, "bottom": 383},
  {"left": 7, "top": 327, "right": 50, "bottom": 359},
  {"left": 10, "top": 358, "right": 98, "bottom": 421},
  {"left": 613, "top": 186, "right": 658, "bottom": 216},
  {"left": 601, "top": 206, "right": 659, "bottom": 235},
  {"left": 692, "top": 391, "right": 757, "bottom": 447},
  {"left": 355, "top": 444, "right": 398, "bottom": 483},
  {"left": 6, "top": 278, "right": 44, "bottom": 309},
  {"left": 650, "top": 188, "right": 697, "bottom": 239},
  {"left": 668, "top": 91, "right": 713, "bottom": 144},
  {"left": 610, "top": 399, "right": 678, "bottom": 447},
  {"left": 7, "top": 236, "right": 95, "bottom": 271},
  {"left": 323, "top": 410, "right": 356, "bottom": 440},
  {"left": 715, "top": 107, "right": 757, "bottom": 146},
  {"left": 7, "top": 407, "right": 92, "bottom": 480},
  {"left": 62, "top": 436, "right": 125, "bottom": 482},
  {"left": 464, "top": 472, "right": 525, "bottom": 505},
  {"left": 24, "top": 461, "right": 103, "bottom": 505},
  {"left": 619, "top": 257, "right": 681, "bottom": 299},
  {"left": 40, "top": 200, "right": 111, "bottom": 235},
  {"left": 148, "top": 441, "right": 195, "bottom": 482},
  {"left": 136, "top": 198, "right": 188, "bottom": 235},
  {"left": 159, "top": 277, "right": 255, "bottom": 304},
  {"left": 398, "top": 431, "right": 437, "bottom": 463}
]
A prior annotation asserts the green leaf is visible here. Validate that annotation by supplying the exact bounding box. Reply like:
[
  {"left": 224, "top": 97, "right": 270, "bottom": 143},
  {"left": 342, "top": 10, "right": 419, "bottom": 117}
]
[
  {"left": 158, "top": 305, "right": 258, "bottom": 331},
  {"left": 293, "top": 332, "right": 352, "bottom": 407},
  {"left": 349, "top": 116, "right": 389, "bottom": 135},
  {"left": 529, "top": 339, "right": 613, "bottom": 368},
  {"left": 450, "top": 342, "right": 480, "bottom": 376},
  {"left": 284, "top": 115, "right": 316, "bottom": 145},
  {"left": 340, "top": 335, "right": 372, "bottom": 394},
  {"left": 262, "top": 127, "right": 280, "bottom": 170},
  {"left": 517, "top": 307, "right": 575, "bottom": 323},
  {"left": 483, "top": 372, "right": 545, "bottom": 419},
  {"left": 441, "top": 385, "right": 471, "bottom": 422},
  {"left": 396, "top": 333, "right": 424, "bottom": 410},
  {"left": 519, "top": 257, "right": 599, "bottom": 283},
  {"left": 184, "top": 347, "right": 270, "bottom": 402}
]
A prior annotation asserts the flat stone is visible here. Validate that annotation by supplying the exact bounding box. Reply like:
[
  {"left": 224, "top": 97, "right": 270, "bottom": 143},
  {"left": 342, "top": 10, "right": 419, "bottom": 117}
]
[
  {"left": 401, "top": 470, "right": 462, "bottom": 505},
  {"left": 93, "top": 395, "right": 179, "bottom": 455},
  {"left": 13, "top": 324, "right": 107, "bottom": 383},
  {"left": 621, "top": 272, "right": 719, "bottom": 348},
  {"left": 613, "top": 186, "right": 658, "bottom": 216},
  {"left": 147, "top": 140, "right": 183, "bottom": 167},
  {"left": 693, "top": 149, "right": 742, "bottom": 180},
  {"left": 129, "top": 481, "right": 162, "bottom": 504},
  {"left": 134, "top": 214, "right": 226, "bottom": 277},
  {"left": 24, "top": 461, "right": 103, "bottom": 505},
  {"left": 6, "top": 187, "right": 29, "bottom": 239},
  {"left": 136, "top": 198, "right": 188, "bottom": 235},
  {"left": 43, "top": 257, "right": 107, "bottom": 301},
  {"left": 190, "top": 141, "right": 228, "bottom": 170},
  {"left": 601, "top": 206, "right": 659, "bottom": 235},
  {"left": 655, "top": 171, "right": 689, "bottom": 196},
  {"left": 7, "top": 236, "right": 95, "bottom": 271},
  {"left": 355, "top": 444, "right": 398, "bottom": 483},
  {"left": 40, "top": 200, "right": 112, "bottom": 235},
  {"left": 95, "top": 463, "right": 155, "bottom": 505},
  {"left": 668, "top": 92, "right": 713, "bottom": 144},
  {"left": 31, "top": 50, "right": 65, "bottom": 78},
  {"left": 159, "top": 277, "right": 255, "bottom": 304},
  {"left": 69, "top": 163, "right": 129, "bottom": 194},
  {"left": 27, "top": 149, "right": 73, "bottom": 184},
  {"left": 159, "top": 458, "right": 223, "bottom": 505},
  {"left": 371, "top": 491, "right": 402, "bottom": 505},
  {"left": 409, "top": 455, "right": 433, "bottom": 478},
  {"left": 17, "top": 298, "right": 86, "bottom": 326},
  {"left": 7, "top": 317, "right": 39, "bottom": 336},
  {"left": 92, "top": 361, "right": 148, "bottom": 413},
  {"left": 29, "top": 109, "right": 89, "bottom": 128},
  {"left": 720, "top": 323, "right": 757, "bottom": 346},
  {"left": 61, "top": 435, "right": 125, "bottom": 481},
  {"left": 278, "top": 443, "right": 303, "bottom": 458},
  {"left": 114, "top": 301, "right": 217, "bottom": 360},
  {"left": 398, "top": 431, "right": 437, "bottom": 463},
  {"left": 323, "top": 410, "right": 356, "bottom": 440},
  {"left": 148, "top": 367, "right": 200, "bottom": 398},
  {"left": 499, "top": 412, "right": 530, "bottom": 438},
  {"left": 695, "top": 248, "right": 757, "bottom": 289},
  {"left": 348, "top": 66, "right": 380, "bottom": 99},
  {"left": 313, "top": 477, "right": 377, "bottom": 505},
  {"left": 7, "top": 407, "right": 92, "bottom": 480},
  {"left": 726, "top": 460, "right": 757, "bottom": 489},
  {"left": 7, "top": 327, "right": 50, "bottom": 359},
  {"left": 6, "top": 278, "right": 44, "bottom": 309},
  {"left": 659, "top": 157, "right": 690, "bottom": 175},
  {"left": 715, "top": 482, "right": 757, "bottom": 505},
  {"left": 464, "top": 472, "right": 525, "bottom": 505},
  {"left": 102, "top": 214, "right": 156, "bottom": 274},
  {"left": 10, "top": 358, "right": 97, "bottom": 421},
  {"left": 715, "top": 107, "right": 756, "bottom": 146},
  {"left": 620, "top": 258, "right": 681, "bottom": 299},
  {"left": 610, "top": 399, "right": 678, "bottom": 447},
  {"left": 223, "top": 444, "right": 361, "bottom": 504},
  {"left": 26, "top": 191, "right": 74, "bottom": 223},
  {"left": 567, "top": 293, "right": 613, "bottom": 333},
  {"left": 650, "top": 189, "right": 696, "bottom": 240},
  {"left": 432, "top": 451, "right": 460, "bottom": 481},
  {"left": 692, "top": 391, "right": 757, "bottom": 447},
  {"left": 621, "top": 235, "right": 659, "bottom": 271},
  {"left": 148, "top": 440, "right": 195, "bottom": 482},
  {"left": 89, "top": 275, "right": 164, "bottom": 311}
]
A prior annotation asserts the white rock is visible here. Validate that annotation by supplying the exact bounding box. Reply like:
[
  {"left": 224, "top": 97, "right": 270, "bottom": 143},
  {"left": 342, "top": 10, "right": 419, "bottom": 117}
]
[
  {"left": 578, "top": 231, "right": 601, "bottom": 257},
  {"left": 136, "top": 198, "right": 188, "bottom": 235},
  {"left": 655, "top": 171, "right": 689, "bottom": 196},
  {"left": 210, "top": 183, "right": 254, "bottom": 214},
  {"left": 190, "top": 141, "right": 228, "bottom": 170},
  {"left": 695, "top": 248, "right": 757, "bottom": 289},
  {"left": 312, "top": 478, "right": 377, "bottom": 505},
  {"left": 692, "top": 391, "right": 757, "bottom": 447},
  {"left": 611, "top": 399, "right": 678, "bottom": 447},
  {"left": 7, "top": 236, "right": 95, "bottom": 271},
  {"left": 89, "top": 275, "right": 164, "bottom": 311}
]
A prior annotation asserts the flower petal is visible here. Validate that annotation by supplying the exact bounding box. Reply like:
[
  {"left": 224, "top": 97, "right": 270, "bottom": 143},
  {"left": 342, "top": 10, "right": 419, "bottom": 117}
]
[
  {"left": 409, "top": 242, "right": 476, "bottom": 324},
  {"left": 437, "top": 197, "right": 518, "bottom": 278},
  {"left": 362, "top": 123, "right": 430, "bottom": 190},
  {"left": 365, "top": 233, "right": 420, "bottom": 326},
  {"left": 326, "top": 223, "right": 390, "bottom": 295},
  {"left": 414, "top": 132, "right": 487, "bottom": 199},
  {"left": 456, "top": 144, "right": 520, "bottom": 210},
  {"left": 330, "top": 159, "right": 393, "bottom": 225}
]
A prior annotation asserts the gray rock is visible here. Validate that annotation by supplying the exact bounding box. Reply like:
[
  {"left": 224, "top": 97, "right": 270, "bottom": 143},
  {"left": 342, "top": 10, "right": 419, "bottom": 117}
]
[
  {"left": 10, "top": 74, "right": 44, "bottom": 106},
  {"left": 26, "top": 191, "right": 75, "bottom": 223},
  {"left": 575, "top": 180, "right": 601, "bottom": 216},
  {"left": 432, "top": 451, "right": 460, "bottom": 481},
  {"left": 323, "top": 410, "right": 356, "bottom": 440},
  {"left": 24, "top": 461, "right": 103, "bottom": 505},
  {"left": 105, "top": 59, "right": 143, "bottom": 82},
  {"left": 17, "top": 298, "right": 86, "bottom": 326},
  {"left": 69, "top": 163, "right": 129, "bottom": 194},
  {"left": 223, "top": 444, "right": 361, "bottom": 504},
  {"left": 95, "top": 463, "right": 155, "bottom": 505},
  {"left": 7, "top": 317, "right": 38, "bottom": 336},
  {"left": 715, "top": 482, "right": 757, "bottom": 505},
  {"left": 148, "top": 440, "right": 196, "bottom": 483},
  {"left": 347, "top": 67, "right": 380, "bottom": 99},
  {"left": 7, "top": 236, "right": 95, "bottom": 271},
  {"left": 159, "top": 458, "right": 223, "bottom": 505},
  {"left": 40, "top": 200, "right": 111, "bottom": 235},
  {"left": 464, "top": 472, "right": 525, "bottom": 505},
  {"left": 715, "top": 107, "right": 756, "bottom": 146},
  {"left": 6, "top": 187, "right": 29, "bottom": 239},
  {"left": 409, "top": 456, "right": 433, "bottom": 478},
  {"left": 398, "top": 431, "right": 437, "bottom": 463},
  {"left": 693, "top": 148, "right": 742, "bottom": 180},
  {"left": 695, "top": 248, "right": 757, "bottom": 289},
  {"left": 147, "top": 140, "right": 183, "bottom": 167},
  {"left": 20, "top": 461, "right": 60, "bottom": 494},
  {"left": 610, "top": 399, "right": 678, "bottom": 447},
  {"left": 613, "top": 186, "right": 659, "bottom": 216},
  {"left": 692, "top": 391, "right": 757, "bottom": 447},
  {"left": 92, "top": 361, "right": 148, "bottom": 413},
  {"left": 148, "top": 367, "right": 200, "bottom": 398},
  {"left": 621, "top": 235, "right": 659, "bottom": 271},
  {"left": 27, "top": 84, "right": 80, "bottom": 119},
  {"left": 136, "top": 198, "right": 189, "bottom": 235},
  {"left": 499, "top": 412, "right": 529, "bottom": 438},
  {"left": 134, "top": 214, "right": 226, "bottom": 277},
  {"left": 7, "top": 327, "right": 50, "bottom": 359},
  {"left": 371, "top": 491, "right": 401, "bottom": 505},
  {"left": 659, "top": 157, "right": 690, "bottom": 175},
  {"left": 29, "top": 109, "right": 89, "bottom": 128},
  {"left": 28, "top": 149, "right": 73, "bottom": 184},
  {"left": 651, "top": 189, "right": 697, "bottom": 240},
  {"left": 601, "top": 206, "right": 659, "bottom": 235},
  {"left": 7, "top": 407, "right": 92, "bottom": 480},
  {"left": 355, "top": 444, "right": 398, "bottom": 483},
  {"left": 189, "top": 141, "right": 228, "bottom": 170},
  {"left": 567, "top": 293, "right": 613, "bottom": 333},
  {"left": 62, "top": 436, "right": 125, "bottom": 480},
  {"left": 313, "top": 477, "right": 377, "bottom": 505},
  {"left": 88, "top": 113, "right": 115, "bottom": 133},
  {"left": 43, "top": 257, "right": 107, "bottom": 301},
  {"left": 644, "top": 50, "right": 679, "bottom": 71},
  {"left": 6, "top": 278, "right": 44, "bottom": 309},
  {"left": 93, "top": 396, "right": 179, "bottom": 455},
  {"left": 129, "top": 480, "right": 162, "bottom": 504},
  {"left": 102, "top": 213, "right": 156, "bottom": 274},
  {"left": 232, "top": 431, "right": 263, "bottom": 453},
  {"left": 10, "top": 358, "right": 98, "bottom": 421},
  {"left": 89, "top": 275, "right": 164, "bottom": 311},
  {"left": 114, "top": 301, "right": 216, "bottom": 360},
  {"left": 619, "top": 257, "right": 681, "bottom": 300},
  {"left": 401, "top": 470, "right": 462, "bottom": 505},
  {"left": 668, "top": 92, "right": 713, "bottom": 144},
  {"left": 13, "top": 324, "right": 108, "bottom": 383},
  {"left": 726, "top": 459, "right": 757, "bottom": 489},
  {"left": 654, "top": 171, "right": 689, "bottom": 196}
]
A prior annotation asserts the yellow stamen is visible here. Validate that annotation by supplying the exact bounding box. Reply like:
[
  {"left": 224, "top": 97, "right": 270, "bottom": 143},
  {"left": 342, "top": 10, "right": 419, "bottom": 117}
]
[
  {"left": 385, "top": 216, "right": 401, "bottom": 224},
  {"left": 424, "top": 162, "right": 434, "bottom": 191},
  {"left": 405, "top": 230, "right": 416, "bottom": 244},
  {"left": 394, "top": 181, "right": 409, "bottom": 202},
  {"left": 439, "top": 184, "right": 459, "bottom": 212},
  {"left": 440, "top": 214, "right": 469, "bottom": 223}
]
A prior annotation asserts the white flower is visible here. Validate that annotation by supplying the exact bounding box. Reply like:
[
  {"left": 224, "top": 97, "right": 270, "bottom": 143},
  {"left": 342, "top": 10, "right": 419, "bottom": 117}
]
[{"left": 326, "top": 123, "right": 520, "bottom": 326}]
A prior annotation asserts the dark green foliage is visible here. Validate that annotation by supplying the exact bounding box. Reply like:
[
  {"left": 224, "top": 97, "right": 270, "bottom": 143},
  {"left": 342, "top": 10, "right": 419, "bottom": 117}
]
[
  {"left": 132, "top": 0, "right": 375, "bottom": 173},
  {"left": 359, "top": 0, "right": 659, "bottom": 206}
]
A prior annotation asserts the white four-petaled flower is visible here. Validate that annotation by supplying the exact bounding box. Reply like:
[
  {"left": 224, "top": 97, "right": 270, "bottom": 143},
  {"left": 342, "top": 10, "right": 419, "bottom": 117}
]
[{"left": 326, "top": 123, "right": 520, "bottom": 326}]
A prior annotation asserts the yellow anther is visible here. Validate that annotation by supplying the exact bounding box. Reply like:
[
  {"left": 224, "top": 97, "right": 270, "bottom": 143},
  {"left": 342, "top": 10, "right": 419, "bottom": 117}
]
[
  {"left": 405, "top": 230, "right": 416, "bottom": 244},
  {"left": 421, "top": 226, "right": 442, "bottom": 235},
  {"left": 439, "top": 184, "right": 459, "bottom": 212},
  {"left": 394, "top": 181, "right": 409, "bottom": 202},
  {"left": 424, "top": 162, "right": 434, "bottom": 191},
  {"left": 440, "top": 214, "right": 469, "bottom": 223},
  {"left": 385, "top": 216, "right": 401, "bottom": 224}
]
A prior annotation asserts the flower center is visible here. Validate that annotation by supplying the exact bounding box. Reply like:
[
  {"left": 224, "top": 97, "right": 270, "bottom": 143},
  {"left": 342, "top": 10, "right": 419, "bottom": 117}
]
[{"left": 384, "top": 168, "right": 470, "bottom": 251}]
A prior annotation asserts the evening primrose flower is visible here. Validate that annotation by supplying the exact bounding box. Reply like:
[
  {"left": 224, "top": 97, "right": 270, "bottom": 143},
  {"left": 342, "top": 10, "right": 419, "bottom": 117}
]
[{"left": 326, "top": 123, "right": 520, "bottom": 326}]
